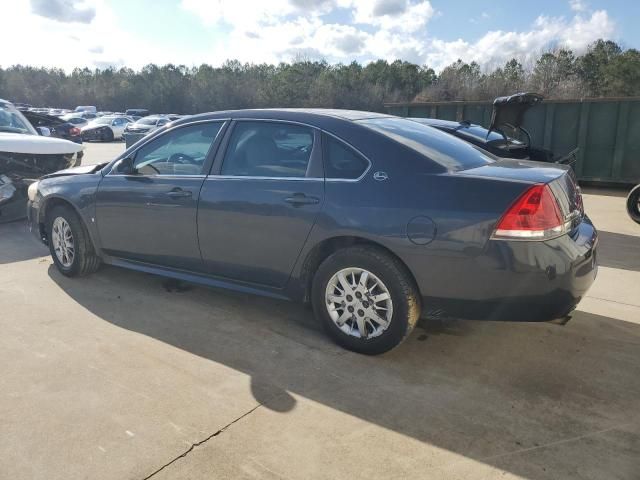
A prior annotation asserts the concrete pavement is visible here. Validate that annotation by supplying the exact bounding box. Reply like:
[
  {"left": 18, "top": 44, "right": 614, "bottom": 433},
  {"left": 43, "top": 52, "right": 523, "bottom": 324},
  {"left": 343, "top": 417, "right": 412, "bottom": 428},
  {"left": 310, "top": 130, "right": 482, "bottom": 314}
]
[{"left": 0, "top": 143, "right": 638, "bottom": 479}]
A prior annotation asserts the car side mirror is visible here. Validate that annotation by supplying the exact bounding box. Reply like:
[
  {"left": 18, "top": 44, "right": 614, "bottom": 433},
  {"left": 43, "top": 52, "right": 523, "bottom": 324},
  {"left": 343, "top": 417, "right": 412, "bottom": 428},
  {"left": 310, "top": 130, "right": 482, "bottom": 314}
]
[
  {"left": 115, "top": 157, "right": 137, "bottom": 175},
  {"left": 36, "top": 126, "right": 51, "bottom": 136}
]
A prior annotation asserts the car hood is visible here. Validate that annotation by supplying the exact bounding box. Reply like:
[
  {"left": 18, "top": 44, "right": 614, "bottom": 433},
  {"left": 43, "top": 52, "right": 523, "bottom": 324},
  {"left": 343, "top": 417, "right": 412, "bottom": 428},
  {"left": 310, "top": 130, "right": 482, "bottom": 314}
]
[
  {"left": 0, "top": 133, "right": 84, "bottom": 154},
  {"left": 489, "top": 92, "right": 543, "bottom": 132},
  {"left": 41, "top": 163, "right": 106, "bottom": 179}
]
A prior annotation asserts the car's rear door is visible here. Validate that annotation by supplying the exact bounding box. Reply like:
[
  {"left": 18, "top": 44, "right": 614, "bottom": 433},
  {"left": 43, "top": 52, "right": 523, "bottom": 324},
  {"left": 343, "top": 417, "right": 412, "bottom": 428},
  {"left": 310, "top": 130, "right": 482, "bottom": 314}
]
[
  {"left": 197, "top": 120, "right": 324, "bottom": 288},
  {"left": 95, "top": 121, "right": 226, "bottom": 271}
]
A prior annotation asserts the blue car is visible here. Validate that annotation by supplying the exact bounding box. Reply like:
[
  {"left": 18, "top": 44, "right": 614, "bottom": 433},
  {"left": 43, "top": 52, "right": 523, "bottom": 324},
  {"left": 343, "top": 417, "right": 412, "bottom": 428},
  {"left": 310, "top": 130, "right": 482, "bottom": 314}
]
[{"left": 27, "top": 109, "right": 597, "bottom": 354}]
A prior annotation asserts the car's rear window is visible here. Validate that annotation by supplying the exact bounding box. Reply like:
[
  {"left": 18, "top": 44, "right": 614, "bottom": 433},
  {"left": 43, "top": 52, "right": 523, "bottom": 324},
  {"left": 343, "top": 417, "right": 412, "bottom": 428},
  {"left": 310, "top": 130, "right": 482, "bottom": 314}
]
[
  {"left": 358, "top": 117, "right": 494, "bottom": 171},
  {"left": 457, "top": 125, "right": 524, "bottom": 146}
]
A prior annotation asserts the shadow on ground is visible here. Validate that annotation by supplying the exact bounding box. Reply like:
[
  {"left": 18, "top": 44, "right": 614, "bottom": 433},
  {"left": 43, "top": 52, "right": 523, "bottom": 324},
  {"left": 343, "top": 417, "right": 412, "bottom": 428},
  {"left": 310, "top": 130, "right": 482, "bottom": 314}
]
[
  {"left": 48, "top": 264, "right": 640, "bottom": 479},
  {"left": 0, "top": 221, "right": 48, "bottom": 264},
  {"left": 596, "top": 230, "right": 640, "bottom": 272}
]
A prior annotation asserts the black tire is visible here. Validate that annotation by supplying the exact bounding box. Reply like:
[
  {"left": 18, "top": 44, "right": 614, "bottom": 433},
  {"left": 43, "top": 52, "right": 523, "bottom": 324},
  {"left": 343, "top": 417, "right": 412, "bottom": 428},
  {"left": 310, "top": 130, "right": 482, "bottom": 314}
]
[
  {"left": 627, "top": 184, "right": 640, "bottom": 224},
  {"left": 312, "top": 246, "right": 421, "bottom": 355},
  {"left": 101, "top": 128, "right": 114, "bottom": 142},
  {"left": 47, "top": 205, "right": 101, "bottom": 277}
]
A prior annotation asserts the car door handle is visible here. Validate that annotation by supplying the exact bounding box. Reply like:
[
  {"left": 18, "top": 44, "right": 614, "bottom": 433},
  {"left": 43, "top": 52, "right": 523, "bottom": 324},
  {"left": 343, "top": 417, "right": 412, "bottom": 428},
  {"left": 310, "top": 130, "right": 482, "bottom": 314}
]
[
  {"left": 165, "top": 189, "right": 192, "bottom": 198},
  {"left": 284, "top": 193, "right": 320, "bottom": 206}
]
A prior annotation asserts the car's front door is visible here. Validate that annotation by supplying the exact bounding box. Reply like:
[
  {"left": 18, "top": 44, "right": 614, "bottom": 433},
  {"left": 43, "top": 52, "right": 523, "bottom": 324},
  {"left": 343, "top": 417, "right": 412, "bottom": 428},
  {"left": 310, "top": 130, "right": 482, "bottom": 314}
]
[
  {"left": 95, "top": 121, "right": 225, "bottom": 271},
  {"left": 197, "top": 120, "right": 324, "bottom": 288}
]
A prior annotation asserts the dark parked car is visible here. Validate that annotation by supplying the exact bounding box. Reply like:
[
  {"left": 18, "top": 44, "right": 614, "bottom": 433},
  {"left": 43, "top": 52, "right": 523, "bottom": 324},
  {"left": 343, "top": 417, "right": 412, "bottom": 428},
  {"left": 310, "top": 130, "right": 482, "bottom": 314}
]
[
  {"left": 125, "top": 108, "right": 150, "bottom": 118},
  {"left": 22, "top": 110, "right": 84, "bottom": 149},
  {"left": 412, "top": 93, "right": 577, "bottom": 166},
  {"left": 27, "top": 109, "right": 597, "bottom": 354}
]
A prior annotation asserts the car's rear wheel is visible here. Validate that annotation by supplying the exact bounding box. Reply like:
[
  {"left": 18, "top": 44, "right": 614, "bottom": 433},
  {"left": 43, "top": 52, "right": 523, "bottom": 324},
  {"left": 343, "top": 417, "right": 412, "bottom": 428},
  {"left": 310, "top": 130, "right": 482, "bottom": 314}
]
[
  {"left": 627, "top": 184, "right": 640, "bottom": 224},
  {"left": 312, "top": 246, "right": 421, "bottom": 355},
  {"left": 47, "top": 205, "right": 101, "bottom": 277}
]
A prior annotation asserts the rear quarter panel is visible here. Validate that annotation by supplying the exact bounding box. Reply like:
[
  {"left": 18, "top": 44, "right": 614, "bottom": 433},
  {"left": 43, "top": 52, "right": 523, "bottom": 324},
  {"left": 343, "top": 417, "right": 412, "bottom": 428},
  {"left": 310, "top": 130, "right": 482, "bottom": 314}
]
[{"left": 290, "top": 157, "right": 531, "bottom": 301}]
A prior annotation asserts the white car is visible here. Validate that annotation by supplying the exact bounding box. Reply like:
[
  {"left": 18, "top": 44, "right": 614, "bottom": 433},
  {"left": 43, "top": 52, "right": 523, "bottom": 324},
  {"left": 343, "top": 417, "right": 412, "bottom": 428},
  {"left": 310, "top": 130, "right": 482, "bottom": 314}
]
[
  {"left": 80, "top": 115, "right": 134, "bottom": 141},
  {"left": 124, "top": 116, "right": 170, "bottom": 135},
  {"left": 0, "top": 98, "right": 84, "bottom": 222}
]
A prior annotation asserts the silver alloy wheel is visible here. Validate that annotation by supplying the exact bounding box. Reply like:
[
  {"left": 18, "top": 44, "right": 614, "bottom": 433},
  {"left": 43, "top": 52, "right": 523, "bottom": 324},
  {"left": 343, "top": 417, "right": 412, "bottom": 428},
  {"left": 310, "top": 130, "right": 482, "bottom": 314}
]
[
  {"left": 325, "top": 267, "right": 394, "bottom": 339},
  {"left": 51, "top": 217, "right": 75, "bottom": 268}
]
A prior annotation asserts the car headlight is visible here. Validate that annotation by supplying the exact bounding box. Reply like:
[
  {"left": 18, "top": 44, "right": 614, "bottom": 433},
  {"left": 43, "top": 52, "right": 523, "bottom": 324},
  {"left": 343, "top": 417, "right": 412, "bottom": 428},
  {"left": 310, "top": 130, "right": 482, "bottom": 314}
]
[
  {"left": 0, "top": 179, "right": 17, "bottom": 202},
  {"left": 27, "top": 181, "right": 39, "bottom": 202}
]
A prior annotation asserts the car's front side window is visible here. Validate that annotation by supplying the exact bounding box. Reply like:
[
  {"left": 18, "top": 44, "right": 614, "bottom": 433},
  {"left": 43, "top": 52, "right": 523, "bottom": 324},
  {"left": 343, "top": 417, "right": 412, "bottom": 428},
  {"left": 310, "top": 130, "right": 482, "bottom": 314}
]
[
  {"left": 130, "top": 122, "right": 223, "bottom": 176},
  {"left": 221, "top": 121, "right": 314, "bottom": 178}
]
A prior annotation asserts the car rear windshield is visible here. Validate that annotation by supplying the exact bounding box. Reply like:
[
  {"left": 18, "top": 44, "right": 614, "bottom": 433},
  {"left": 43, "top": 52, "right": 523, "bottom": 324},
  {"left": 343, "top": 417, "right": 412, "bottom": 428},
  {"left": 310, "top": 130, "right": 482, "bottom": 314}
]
[
  {"left": 358, "top": 117, "right": 495, "bottom": 170},
  {"left": 457, "top": 125, "right": 524, "bottom": 146}
]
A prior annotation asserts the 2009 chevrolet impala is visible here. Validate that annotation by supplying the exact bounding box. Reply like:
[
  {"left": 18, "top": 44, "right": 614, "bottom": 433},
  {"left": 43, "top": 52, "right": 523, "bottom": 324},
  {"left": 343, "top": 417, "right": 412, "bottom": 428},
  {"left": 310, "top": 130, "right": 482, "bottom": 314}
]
[{"left": 27, "top": 109, "right": 598, "bottom": 354}]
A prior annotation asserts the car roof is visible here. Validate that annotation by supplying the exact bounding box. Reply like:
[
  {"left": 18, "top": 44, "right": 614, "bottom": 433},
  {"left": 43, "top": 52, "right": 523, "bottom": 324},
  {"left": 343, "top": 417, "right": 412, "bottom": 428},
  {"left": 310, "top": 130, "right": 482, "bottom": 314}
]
[
  {"left": 409, "top": 117, "right": 472, "bottom": 130},
  {"left": 178, "top": 108, "right": 393, "bottom": 125}
]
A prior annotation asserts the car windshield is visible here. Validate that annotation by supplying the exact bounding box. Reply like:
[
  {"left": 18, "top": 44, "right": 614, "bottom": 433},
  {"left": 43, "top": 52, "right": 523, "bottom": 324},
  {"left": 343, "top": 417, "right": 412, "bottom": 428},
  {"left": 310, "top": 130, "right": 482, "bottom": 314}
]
[
  {"left": 0, "top": 101, "right": 38, "bottom": 135},
  {"left": 358, "top": 117, "right": 494, "bottom": 170},
  {"left": 137, "top": 118, "right": 158, "bottom": 125}
]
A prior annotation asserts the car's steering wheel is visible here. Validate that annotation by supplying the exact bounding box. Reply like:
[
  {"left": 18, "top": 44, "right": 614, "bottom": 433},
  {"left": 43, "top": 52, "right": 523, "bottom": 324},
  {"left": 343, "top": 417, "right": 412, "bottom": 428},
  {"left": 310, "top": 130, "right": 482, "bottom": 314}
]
[{"left": 169, "top": 152, "right": 198, "bottom": 165}]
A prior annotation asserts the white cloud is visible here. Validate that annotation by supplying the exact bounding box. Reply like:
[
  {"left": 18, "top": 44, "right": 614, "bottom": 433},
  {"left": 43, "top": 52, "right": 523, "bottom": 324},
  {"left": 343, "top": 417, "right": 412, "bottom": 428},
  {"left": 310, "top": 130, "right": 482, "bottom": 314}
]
[
  {"left": 569, "top": 0, "right": 587, "bottom": 12},
  {"left": 0, "top": 0, "right": 618, "bottom": 73},
  {"left": 425, "top": 10, "right": 615, "bottom": 70},
  {"left": 1, "top": 0, "right": 201, "bottom": 70},
  {"left": 349, "top": 0, "right": 435, "bottom": 32}
]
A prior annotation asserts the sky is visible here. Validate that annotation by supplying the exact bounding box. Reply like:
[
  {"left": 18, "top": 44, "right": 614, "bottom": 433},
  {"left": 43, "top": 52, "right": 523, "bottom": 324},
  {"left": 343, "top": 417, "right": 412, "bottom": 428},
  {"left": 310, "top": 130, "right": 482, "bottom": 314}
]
[{"left": 2, "top": 0, "right": 639, "bottom": 72}]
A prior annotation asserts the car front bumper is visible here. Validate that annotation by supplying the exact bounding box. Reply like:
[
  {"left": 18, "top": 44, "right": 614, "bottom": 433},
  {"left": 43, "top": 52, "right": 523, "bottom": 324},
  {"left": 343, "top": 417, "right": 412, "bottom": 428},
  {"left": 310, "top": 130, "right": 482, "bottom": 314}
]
[
  {"left": 27, "top": 200, "right": 47, "bottom": 244},
  {"left": 416, "top": 217, "right": 598, "bottom": 322}
]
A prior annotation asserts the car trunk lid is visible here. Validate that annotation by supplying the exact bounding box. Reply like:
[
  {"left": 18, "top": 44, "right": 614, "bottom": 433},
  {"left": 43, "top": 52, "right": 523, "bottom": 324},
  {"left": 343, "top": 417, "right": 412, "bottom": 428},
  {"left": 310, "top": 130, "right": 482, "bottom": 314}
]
[
  {"left": 489, "top": 92, "right": 543, "bottom": 132},
  {"left": 459, "top": 158, "right": 584, "bottom": 224}
]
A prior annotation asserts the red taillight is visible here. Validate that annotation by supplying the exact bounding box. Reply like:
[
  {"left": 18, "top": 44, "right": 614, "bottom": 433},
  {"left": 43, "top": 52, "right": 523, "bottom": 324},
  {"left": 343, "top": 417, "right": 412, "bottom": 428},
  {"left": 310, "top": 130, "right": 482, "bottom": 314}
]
[
  {"left": 70, "top": 127, "right": 81, "bottom": 136},
  {"left": 493, "top": 184, "right": 564, "bottom": 240}
]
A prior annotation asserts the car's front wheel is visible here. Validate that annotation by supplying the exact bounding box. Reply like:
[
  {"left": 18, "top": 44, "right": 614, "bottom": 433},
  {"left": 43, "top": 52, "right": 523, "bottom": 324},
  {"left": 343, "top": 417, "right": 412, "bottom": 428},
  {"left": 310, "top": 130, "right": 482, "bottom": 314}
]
[
  {"left": 312, "top": 246, "right": 421, "bottom": 355},
  {"left": 47, "top": 205, "right": 101, "bottom": 277},
  {"left": 101, "top": 128, "right": 114, "bottom": 142}
]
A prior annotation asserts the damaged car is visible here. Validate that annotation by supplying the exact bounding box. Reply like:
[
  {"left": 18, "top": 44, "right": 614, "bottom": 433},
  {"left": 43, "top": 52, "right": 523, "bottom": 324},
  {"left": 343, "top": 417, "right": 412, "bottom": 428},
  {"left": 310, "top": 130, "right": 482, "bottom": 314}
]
[
  {"left": 0, "top": 99, "right": 84, "bottom": 222},
  {"left": 412, "top": 93, "right": 577, "bottom": 166},
  {"left": 81, "top": 115, "right": 133, "bottom": 142}
]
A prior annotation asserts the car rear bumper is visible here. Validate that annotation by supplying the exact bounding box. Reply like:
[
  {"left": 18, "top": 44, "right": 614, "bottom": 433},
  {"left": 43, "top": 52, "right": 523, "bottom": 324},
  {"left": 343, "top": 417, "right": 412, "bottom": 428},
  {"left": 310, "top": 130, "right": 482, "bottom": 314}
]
[{"left": 419, "top": 217, "right": 598, "bottom": 321}]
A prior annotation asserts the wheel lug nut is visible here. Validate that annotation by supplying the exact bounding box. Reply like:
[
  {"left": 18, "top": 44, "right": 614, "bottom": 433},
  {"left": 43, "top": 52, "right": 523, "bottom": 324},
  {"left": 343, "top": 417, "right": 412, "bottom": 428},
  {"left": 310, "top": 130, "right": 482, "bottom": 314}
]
[{"left": 346, "top": 295, "right": 353, "bottom": 302}]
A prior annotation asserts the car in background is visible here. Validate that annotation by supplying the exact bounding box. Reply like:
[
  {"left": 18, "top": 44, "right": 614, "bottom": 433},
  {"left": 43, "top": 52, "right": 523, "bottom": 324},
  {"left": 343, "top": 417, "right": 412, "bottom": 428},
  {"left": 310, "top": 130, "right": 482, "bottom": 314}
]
[
  {"left": 22, "top": 111, "right": 84, "bottom": 150},
  {"left": 0, "top": 98, "right": 83, "bottom": 222},
  {"left": 60, "top": 114, "right": 89, "bottom": 128},
  {"left": 125, "top": 108, "right": 150, "bottom": 119},
  {"left": 75, "top": 106, "right": 97, "bottom": 114},
  {"left": 81, "top": 115, "right": 133, "bottom": 141},
  {"left": 124, "top": 115, "right": 170, "bottom": 135},
  {"left": 26, "top": 108, "right": 597, "bottom": 355},
  {"left": 13, "top": 103, "right": 32, "bottom": 111},
  {"left": 411, "top": 93, "right": 577, "bottom": 166}
]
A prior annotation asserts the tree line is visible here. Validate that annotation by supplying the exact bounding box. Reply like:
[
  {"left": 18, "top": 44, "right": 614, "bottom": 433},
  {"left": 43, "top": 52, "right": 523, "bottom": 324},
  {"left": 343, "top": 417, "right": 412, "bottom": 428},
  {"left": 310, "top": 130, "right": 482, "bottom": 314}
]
[{"left": 1, "top": 39, "right": 638, "bottom": 114}]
